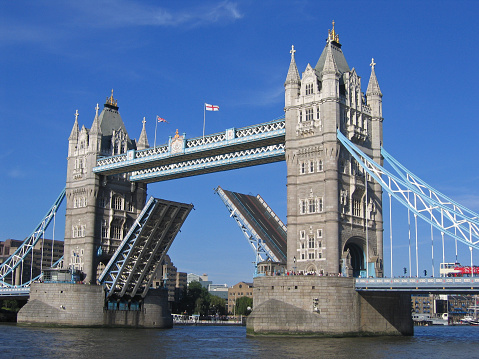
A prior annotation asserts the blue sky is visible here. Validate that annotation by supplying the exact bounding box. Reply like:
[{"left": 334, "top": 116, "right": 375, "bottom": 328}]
[{"left": 1, "top": 0, "right": 479, "bottom": 285}]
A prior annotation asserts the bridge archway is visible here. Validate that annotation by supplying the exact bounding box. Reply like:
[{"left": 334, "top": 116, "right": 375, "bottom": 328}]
[{"left": 343, "top": 238, "right": 365, "bottom": 278}]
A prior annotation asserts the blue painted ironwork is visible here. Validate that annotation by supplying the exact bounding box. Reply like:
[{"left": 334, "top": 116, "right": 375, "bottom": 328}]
[
  {"left": 0, "top": 188, "right": 66, "bottom": 288},
  {"left": 215, "top": 186, "right": 287, "bottom": 272},
  {"left": 355, "top": 277, "right": 479, "bottom": 293},
  {"left": 337, "top": 130, "right": 479, "bottom": 251},
  {"left": 93, "top": 118, "right": 285, "bottom": 183},
  {"left": 98, "top": 196, "right": 193, "bottom": 299}
]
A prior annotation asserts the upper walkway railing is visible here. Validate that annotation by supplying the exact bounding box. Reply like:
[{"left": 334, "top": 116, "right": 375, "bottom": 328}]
[
  {"left": 355, "top": 277, "right": 479, "bottom": 293},
  {"left": 93, "top": 118, "right": 285, "bottom": 183}
]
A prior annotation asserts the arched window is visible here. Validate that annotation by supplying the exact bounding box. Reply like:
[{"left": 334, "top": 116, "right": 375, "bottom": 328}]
[{"left": 112, "top": 195, "right": 123, "bottom": 210}]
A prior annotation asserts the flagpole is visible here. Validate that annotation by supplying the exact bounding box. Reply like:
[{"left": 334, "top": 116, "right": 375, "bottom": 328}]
[
  {"left": 154, "top": 116, "right": 158, "bottom": 148},
  {"left": 203, "top": 103, "right": 206, "bottom": 143}
]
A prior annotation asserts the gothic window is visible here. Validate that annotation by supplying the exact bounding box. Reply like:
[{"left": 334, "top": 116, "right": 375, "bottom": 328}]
[
  {"left": 300, "top": 162, "right": 306, "bottom": 174},
  {"left": 309, "top": 253, "right": 315, "bottom": 260},
  {"left": 306, "top": 108, "right": 314, "bottom": 121},
  {"left": 353, "top": 198, "right": 361, "bottom": 217},
  {"left": 299, "top": 109, "right": 303, "bottom": 122},
  {"left": 302, "top": 253, "right": 305, "bottom": 260},
  {"left": 316, "top": 107, "right": 320, "bottom": 120},
  {"left": 317, "top": 198, "right": 324, "bottom": 212},
  {"left": 300, "top": 230, "right": 305, "bottom": 240},
  {"left": 318, "top": 252, "right": 322, "bottom": 259},
  {"left": 111, "top": 223, "right": 122, "bottom": 240},
  {"left": 112, "top": 195, "right": 123, "bottom": 211},
  {"left": 101, "top": 220, "right": 108, "bottom": 238},
  {"left": 300, "top": 200, "right": 307, "bottom": 215},
  {"left": 317, "top": 160, "right": 323, "bottom": 172},
  {"left": 98, "top": 196, "right": 107, "bottom": 208},
  {"left": 317, "top": 229, "right": 323, "bottom": 238},
  {"left": 305, "top": 83, "right": 313, "bottom": 95},
  {"left": 128, "top": 201, "right": 134, "bottom": 212},
  {"left": 308, "top": 199, "right": 316, "bottom": 213},
  {"left": 308, "top": 236, "right": 315, "bottom": 249},
  {"left": 309, "top": 161, "right": 314, "bottom": 173}
]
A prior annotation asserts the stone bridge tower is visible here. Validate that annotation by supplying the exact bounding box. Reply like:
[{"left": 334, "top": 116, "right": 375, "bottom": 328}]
[
  {"left": 64, "top": 91, "right": 149, "bottom": 283},
  {"left": 284, "top": 23, "right": 384, "bottom": 277}
]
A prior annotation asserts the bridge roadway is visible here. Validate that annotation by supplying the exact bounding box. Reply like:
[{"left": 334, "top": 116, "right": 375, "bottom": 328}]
[
  {"left": 4, "top": 277, "right": 479, "bottom": 299},
  {"left": 93, "top": 118, "right": 285, "bottom": 183}
]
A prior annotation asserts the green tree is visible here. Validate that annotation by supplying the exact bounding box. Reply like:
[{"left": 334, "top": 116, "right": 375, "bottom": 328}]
[
  {"left": 209, "top": 295, "right": 226, "bottom": 316},
  {"left": 176, "top": 281, "right": 210, "bottom": 316},
  {"left": 235, "top": 296, "right": 253, "bottom": 316},
  {"left": 1, "top": 299, "right": 19, "bottom": 312}
]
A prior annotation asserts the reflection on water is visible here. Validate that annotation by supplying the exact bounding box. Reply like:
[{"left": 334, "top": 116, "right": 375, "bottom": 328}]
[{"left": 1, "top": 324, "right": 479, "bottom": 359}]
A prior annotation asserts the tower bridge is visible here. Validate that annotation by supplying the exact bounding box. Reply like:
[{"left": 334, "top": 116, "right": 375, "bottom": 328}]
[{"left": 2, "top": 23, "right": 479, "bottom": 335}]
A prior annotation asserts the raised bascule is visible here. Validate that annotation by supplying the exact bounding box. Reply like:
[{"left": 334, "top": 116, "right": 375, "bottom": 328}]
[{"left": 5, "top": 23, "right": 479, "bottom": 335}]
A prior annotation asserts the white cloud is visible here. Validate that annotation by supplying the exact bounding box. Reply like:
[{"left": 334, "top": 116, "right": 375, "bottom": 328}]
[{"left": 70, "top": 0, "right": 243, "bottom": 29}]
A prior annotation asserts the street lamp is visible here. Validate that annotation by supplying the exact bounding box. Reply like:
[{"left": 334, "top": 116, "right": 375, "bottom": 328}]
[{"left": 293, "top": 256, "right": 296, "bottom": 275}]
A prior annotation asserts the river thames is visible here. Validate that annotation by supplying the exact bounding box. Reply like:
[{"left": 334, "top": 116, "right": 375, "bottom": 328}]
[{"left": 1, "top": 324, "right": 479, "bottom": 358}]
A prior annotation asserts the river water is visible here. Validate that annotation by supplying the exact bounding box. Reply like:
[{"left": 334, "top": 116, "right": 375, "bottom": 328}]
[{"left": 1, "top": 324, "right": 479, "bottom": 358}]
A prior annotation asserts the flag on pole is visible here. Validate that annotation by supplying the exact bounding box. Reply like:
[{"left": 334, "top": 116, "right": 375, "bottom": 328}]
[
  {"left": 205, "top": 103, "right": 219, "bottom": 112},
  {"left": 154, "top": 115, "right": 167, "bottom": 148}
]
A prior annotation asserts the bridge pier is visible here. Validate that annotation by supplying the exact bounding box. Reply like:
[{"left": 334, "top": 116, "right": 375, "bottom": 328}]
[
  {"left": 17, "top": 283, "right": 172, "bottom": 328},
  {"left": 247, "top": 276, "right": 413, "bottom": 337}
]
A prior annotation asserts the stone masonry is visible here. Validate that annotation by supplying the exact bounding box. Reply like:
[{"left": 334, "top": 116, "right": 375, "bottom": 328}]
[
  {"left": 247, "top": 276, "right": 412, "bottom": 336},
  {"left": 18, "top": 282, "right": 172, "bottom": 328}
]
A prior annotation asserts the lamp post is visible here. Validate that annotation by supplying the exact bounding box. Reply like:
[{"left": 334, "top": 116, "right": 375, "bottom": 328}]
[{"left": 293, "top": 256, "right": 296, "bottom": 275}]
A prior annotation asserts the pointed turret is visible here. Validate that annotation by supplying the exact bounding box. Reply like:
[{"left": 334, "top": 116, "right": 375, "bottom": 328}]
[
  {"left": 285, "top": 45, "right": 301, "bottom": 85},
  {"left": 367, "top": 58, "right": 383, "bottom": 163},
  {"left": 285, "top": 45, "right": 301, "bottom": 108},
  {"left": 321, "top": 41, "right": 340, "bottom": 99},
  {"left": 137, "top": 117, "right": 150, "bottom": 150},
  {"left": 366, "top": 58, "right": 382, "bottom": 98},
  {"left": 68, "top": 110, "right": 80, "bottom": 156},
  {"left": 89, "top": 103, "right": 102, "bottom": 153},
  {"left": 322, "top": 41, "right": 339, "bottom": 75},
  {"left": 69, "top": 110, "right": 80, "bottom": 141}
]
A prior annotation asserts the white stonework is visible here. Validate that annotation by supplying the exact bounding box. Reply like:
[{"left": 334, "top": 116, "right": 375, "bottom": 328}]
[
  {"left": 285, "top": 28, "right": 384, "bottom": 277},
  {"left": 64, "top": 93, "right": 147, "bottom": 283}
]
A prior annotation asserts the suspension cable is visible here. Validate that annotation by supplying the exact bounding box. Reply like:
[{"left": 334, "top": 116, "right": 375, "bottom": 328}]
[
  {"left": 51, "top": 211, "right": 56, "bottom": 267},
  {"left": 365, "top": 174, "right": 369, "bottom": 278},
  {"left": 415, "top": 212, "right": 419, "bottom": 277},
  {"left": 389, "top": 190, "right": 393, "bottom": 278}
]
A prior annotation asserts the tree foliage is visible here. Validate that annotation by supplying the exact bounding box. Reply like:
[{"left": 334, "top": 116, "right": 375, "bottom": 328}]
[
  {"left": 235, "top": 296, "right": 253, "bottom": 316},
  {"left": 175, "top": 281, "right": 227, "bottom": 317}
]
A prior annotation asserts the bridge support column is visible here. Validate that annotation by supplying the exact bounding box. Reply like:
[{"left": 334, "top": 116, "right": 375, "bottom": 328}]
[
  {"left": 247, "top": 276, "right": 412, "bottom": 337},
  {"left": 17, "top": 283, "right": 172, "bottom": 328}
]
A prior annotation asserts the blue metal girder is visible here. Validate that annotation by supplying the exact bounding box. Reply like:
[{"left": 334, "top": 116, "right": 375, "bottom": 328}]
[
  {"left": 356, "top": 277, "right": 479, "bottom": 294},
  {"left": 98, "top": 196, "right": 193, "bottom": 299},
  {"left": 337, "top": 130, "right": 479, "bottom": 250},
  {"left": 215, "top": 186, "right": 286, "bottom": 267},
  {"left": 93, "top": 118, "right": 285, "bottom": 183},
  {"left": 0, "top": 188, "right": 65, "bottom": 288}
]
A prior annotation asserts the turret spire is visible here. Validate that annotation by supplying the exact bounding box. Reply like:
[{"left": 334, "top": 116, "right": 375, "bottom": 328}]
[
  {"left": 137, "top": 117, "right": 150, "bottom": 150},
  {"left": 90, "top": 103, "right": 102, "bottom": 135},
  {"left": 366, "top": 58, "right": 382, "bottom": 97},
  {"left": 322, "top": 41, "right": 339, "bottom": 75},
  {"left": 285, "top": 45, "right": 301, "bottom": 85},
  {"left": 69, "top": 110, "right": 80, "bottom": 140}
]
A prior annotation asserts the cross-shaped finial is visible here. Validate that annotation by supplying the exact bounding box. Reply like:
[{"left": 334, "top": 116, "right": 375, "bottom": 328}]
[
  {"left": 290, "top": 45, "right": 296, "bottom": 58},
  {"left": 74, "top": 109, "right": 79, "bottom": 121},
  {"left": 142, "top": 117, "right": 146, "bottom": 126},
  {"left": 95, "top": 103, "right": 99, "bottom": 117},
  {"left": 370, "top": 58, "right": 376, "bottom": 70}
]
